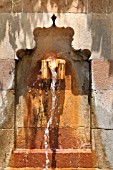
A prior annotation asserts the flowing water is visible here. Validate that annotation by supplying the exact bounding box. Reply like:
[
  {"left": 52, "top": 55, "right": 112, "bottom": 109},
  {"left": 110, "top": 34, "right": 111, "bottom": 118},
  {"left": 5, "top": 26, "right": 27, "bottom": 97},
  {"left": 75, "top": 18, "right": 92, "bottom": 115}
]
[{"left": 43, "top": 59, "right": 57, "bottom": 170}]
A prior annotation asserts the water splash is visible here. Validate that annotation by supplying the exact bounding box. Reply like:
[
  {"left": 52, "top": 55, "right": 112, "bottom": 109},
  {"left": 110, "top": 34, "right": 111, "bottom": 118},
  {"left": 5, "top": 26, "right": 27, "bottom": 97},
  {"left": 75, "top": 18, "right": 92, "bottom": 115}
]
[{"left": 43, "top": 59, "right": 57, "bottom": 170}]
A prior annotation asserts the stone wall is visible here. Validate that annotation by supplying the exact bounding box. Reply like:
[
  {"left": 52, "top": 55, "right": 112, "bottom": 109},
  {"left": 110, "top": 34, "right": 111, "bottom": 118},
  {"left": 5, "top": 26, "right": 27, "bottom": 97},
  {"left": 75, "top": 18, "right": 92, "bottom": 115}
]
[{"left": 0, "top": 0, "right": 113, "bottom": 169}]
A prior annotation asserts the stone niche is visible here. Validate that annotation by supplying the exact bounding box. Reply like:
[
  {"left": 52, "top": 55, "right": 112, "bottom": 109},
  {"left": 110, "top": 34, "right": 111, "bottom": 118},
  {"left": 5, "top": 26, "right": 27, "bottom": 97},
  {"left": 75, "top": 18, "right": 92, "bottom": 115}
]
[{"left": 10, "top": 15, "right": 95, "bottom": 168}]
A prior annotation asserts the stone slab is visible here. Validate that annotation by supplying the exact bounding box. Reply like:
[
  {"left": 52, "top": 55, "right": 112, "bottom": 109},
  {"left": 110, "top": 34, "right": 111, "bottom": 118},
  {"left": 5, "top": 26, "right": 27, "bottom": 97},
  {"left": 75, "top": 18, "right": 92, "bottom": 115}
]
[
  {"left": 0, "top": 129, "right": 14, "bottom": 168},
  {"left": 0, "top": 0, "right": 12, "bottom": 13},
  {"left": 88, "top": 0, "right": 113, "bottom": 13},
  {"left": 0, "top": 60, "right": 15, "bottom": 90},
  {"left": 3, "top": 168, "right": 113, "bottom": 170},
  {"left": 10, "top": 149, "right": 94, "bottom": 168},
  {"left": 0, "top": 0, "right": 87, "bottom": 13},
  {"left": 16, "top": 127, "right": 90, "bottom": 150},
  {"left": 87, "top": 14, "right": 111, "bottom": 60},
  {"left": 0, "top": 90, "right": 14, "bottom": 129},
  {"left": 0, "top": 14, "right": 16, "bottom": 59},
  {"left": 91, "top": 60, "right": 113, "bottom": 90},
  {"left": 0, "top": 0, "right": 23, "bottom": 13},
  {"left": 91, "top": 90, "right": 113, "bottom": 129},
  {"left": 92, "top": 129, "right": 113, "bottom": 169},
  {"left": 16, "top": 93, "right": 90, "bottom": 129},
  {"left": 110, "top": 13, "right": 113, "bottom": 61}
]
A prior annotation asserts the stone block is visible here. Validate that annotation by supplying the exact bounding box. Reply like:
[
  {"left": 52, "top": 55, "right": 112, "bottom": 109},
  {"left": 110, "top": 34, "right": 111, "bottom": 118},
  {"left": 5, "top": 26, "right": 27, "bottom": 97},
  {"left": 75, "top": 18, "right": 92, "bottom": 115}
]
[
  {"left": 11, "top": 0, "right": 22, "bottom": 13},
  {"left": 16, "top": 127, "right": 90, "bottom": 150},
  {"left": 16, "top": 92, "right": 90, "bottom": 129},
  {"left": 0, "top": 0, "right": 22, "bottom": 13},
  {"left": 0, "top": 14, "right": 18, "bottom": 59},
  {"left": 0, "top": 0, "right": 12, "bottom": 13},
  {"left": 110, "top": 13, "right": 113, "bottom": 60},
  {"left": 91, "top": 90, "right": 113, "bottom": 129},
  {"left": 3, "top": 168, "right": 107, "bottom": 170},
  {"left": 92, "top": 129, "right": 113, "bottom": 169},
  {"left": 23, "top": 0, "right": 87, "bottom": 13},
  {"left": 88, "top": 0, "right": 113, "bottom": 13},
  {"left": 0, "top": 60, "right": 15, "bottom": 90},
  {"left": 0, "top": 129, "right": 14, "bottom": 168},
  {"left": 92, "top": 60, "right": 113, "bottom": 90},
  {"left": 87, "top": 14, "right": 111, "bottom": 60},
  {"left": 0, "top": 90, "right": 14, "bottom": 129}
]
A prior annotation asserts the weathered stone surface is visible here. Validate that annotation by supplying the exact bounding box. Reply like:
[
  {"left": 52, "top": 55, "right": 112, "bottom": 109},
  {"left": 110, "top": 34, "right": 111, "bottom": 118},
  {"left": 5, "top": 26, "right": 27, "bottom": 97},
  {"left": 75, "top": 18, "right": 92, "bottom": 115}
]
[
  {"left": 0, "top": 13, "right": 90, "bottom": 59},
  {"left": 4, "top": 168, "right": 112, "bottom": 170},
  {"left": 0, "top": 13, "right": 112, "bottom": 60},
  {"left": 110, "top": 13, "right": 113, "bottom": 60},
  {"left": 91, "top": 90, "right": 113, "bottom": 129},
  {"left": 0, "top": 10, "right": 112, "bottom": 170},
  {"left": 0, "top": 60, "right": 15, "bottom": 90},
  {"left": 0, "top": 90, "right": 14, "bottom": 129},
  {"left": 16, "top": 93, "right": 90, "bottom": 128},
  {"left": 92, "top": 129, "right": 113, "bottom": 168},
  {"left": 0, "top": 0, "right": 87, "bottom": 13},
  {"left": 87, "top": 14, "right": 111, "bottom": 60},
  {"left": 0, "top": 14, "right": 16, "bottom": 59},
  {"left": 92, "top": 60, "right": 113, "bottom": 90},
  {"left": 16, "top": 127, "right": 90, "bottom": 150},
  {"left": 0, "top": 129, "right": 14, "bottom": 168},
  {"left": 88, "top": 0, "right": 113, "bottom": 13},
  {"left": 0, "top": 0, "right": 12, "bottom": 13},
  {"left": 11, "top": 0, "right": 22, "bottom": 13},
  {"left": 0, "top": 0, "right": 22, "bottom": 13},
  {"left": 10, "top": 148, "right": 94, "bottom": 168},
  {"left": 3, "top": 168, "right": 105, "bottom": 170},
  {"left": 22, "top": 0, "right": 87, "bottom": 13},
  {"left": 16, "top": 59, "right": 90, "bottom": 129}
]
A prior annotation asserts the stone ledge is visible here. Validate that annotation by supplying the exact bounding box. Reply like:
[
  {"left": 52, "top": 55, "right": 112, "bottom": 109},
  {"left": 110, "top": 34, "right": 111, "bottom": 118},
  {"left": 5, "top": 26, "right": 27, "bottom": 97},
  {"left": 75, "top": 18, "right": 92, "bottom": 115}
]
[{"left": 9, "top": 149, "right": 95, "bottom": 168}]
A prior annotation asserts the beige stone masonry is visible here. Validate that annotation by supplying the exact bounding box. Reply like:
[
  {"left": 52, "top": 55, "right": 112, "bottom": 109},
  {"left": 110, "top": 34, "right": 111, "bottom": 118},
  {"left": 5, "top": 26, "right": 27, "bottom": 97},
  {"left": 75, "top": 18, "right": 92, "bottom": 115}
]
[
  {"left": 92, "top": 129, "right": 113, "bottom": 169},
  {"left": 0, "top": 0, "right": 87, "bottom": 13},
  {"left": 91, "top": 90, "right": 113, "bottom": 129},
  {"left": 0, "top": 13, "right": 112, "bottom": 60},
  {"left": 92, "top": 60, "right": 113, "bottom": 90},
  {"left": 0, "top": 60, "right": 15, "bottom": 90}
]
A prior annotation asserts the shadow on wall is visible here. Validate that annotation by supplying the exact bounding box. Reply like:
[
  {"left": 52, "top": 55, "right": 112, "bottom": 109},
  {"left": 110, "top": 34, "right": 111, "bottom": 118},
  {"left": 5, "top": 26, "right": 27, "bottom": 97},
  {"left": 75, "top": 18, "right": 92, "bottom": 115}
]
[
  {"left": 0, "top": 0, "right": 86, "bottom": 13},
  {"left": 0, "top": 0, "right": 113, "bottom": 168},
  {"left": 0, "top": 1, "right": 112, "bottom": 77},
  {"left": 0, "top": 0, "right": 87, "bottom": 51},
  {"left": 0, "top": 13, "right": 39, "bottom": 51},
  {"left": 86, "top": 13, "right": 112, "bottom": 76},
  {"left": 87, "top": 14, "right": 111, "bottom": 60},
  {"left": 22, "top": 0, "right": 85, "bottom": 13}
]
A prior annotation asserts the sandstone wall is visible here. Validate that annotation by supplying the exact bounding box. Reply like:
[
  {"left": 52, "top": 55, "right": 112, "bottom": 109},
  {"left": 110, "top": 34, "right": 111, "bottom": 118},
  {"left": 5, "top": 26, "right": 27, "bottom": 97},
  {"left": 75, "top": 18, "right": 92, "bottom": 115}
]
[{"left": 0, "top": 0, "right": 113, "bottom": 169}]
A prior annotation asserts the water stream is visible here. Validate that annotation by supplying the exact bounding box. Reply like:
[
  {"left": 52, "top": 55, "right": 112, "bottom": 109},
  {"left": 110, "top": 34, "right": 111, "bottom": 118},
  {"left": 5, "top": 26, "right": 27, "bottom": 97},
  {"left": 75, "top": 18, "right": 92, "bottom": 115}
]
[{"left": 43, "top": 59, "right": 57, "bottom": 170}]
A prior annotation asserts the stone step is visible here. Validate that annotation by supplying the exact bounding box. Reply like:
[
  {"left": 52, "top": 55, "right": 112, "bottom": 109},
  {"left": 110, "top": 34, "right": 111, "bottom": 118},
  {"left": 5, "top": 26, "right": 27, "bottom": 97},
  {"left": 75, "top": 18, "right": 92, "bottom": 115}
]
[{"left": 9, "top": 149, "right": 95, "bottom": 168}]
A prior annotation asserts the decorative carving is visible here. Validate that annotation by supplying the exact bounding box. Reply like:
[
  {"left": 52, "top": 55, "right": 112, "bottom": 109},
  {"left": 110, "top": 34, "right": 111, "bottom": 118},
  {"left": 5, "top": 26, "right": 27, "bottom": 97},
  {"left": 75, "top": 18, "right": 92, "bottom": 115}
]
[{"left": 16, "top": 15, "right": 91, "bottom": 62}]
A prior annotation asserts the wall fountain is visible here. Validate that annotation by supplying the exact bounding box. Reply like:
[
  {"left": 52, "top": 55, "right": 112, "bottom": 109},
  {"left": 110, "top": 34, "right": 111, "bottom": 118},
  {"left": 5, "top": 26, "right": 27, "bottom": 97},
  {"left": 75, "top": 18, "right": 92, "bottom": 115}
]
[{"left": 10, "top": 15, "right": 95, "bottom": 169}]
